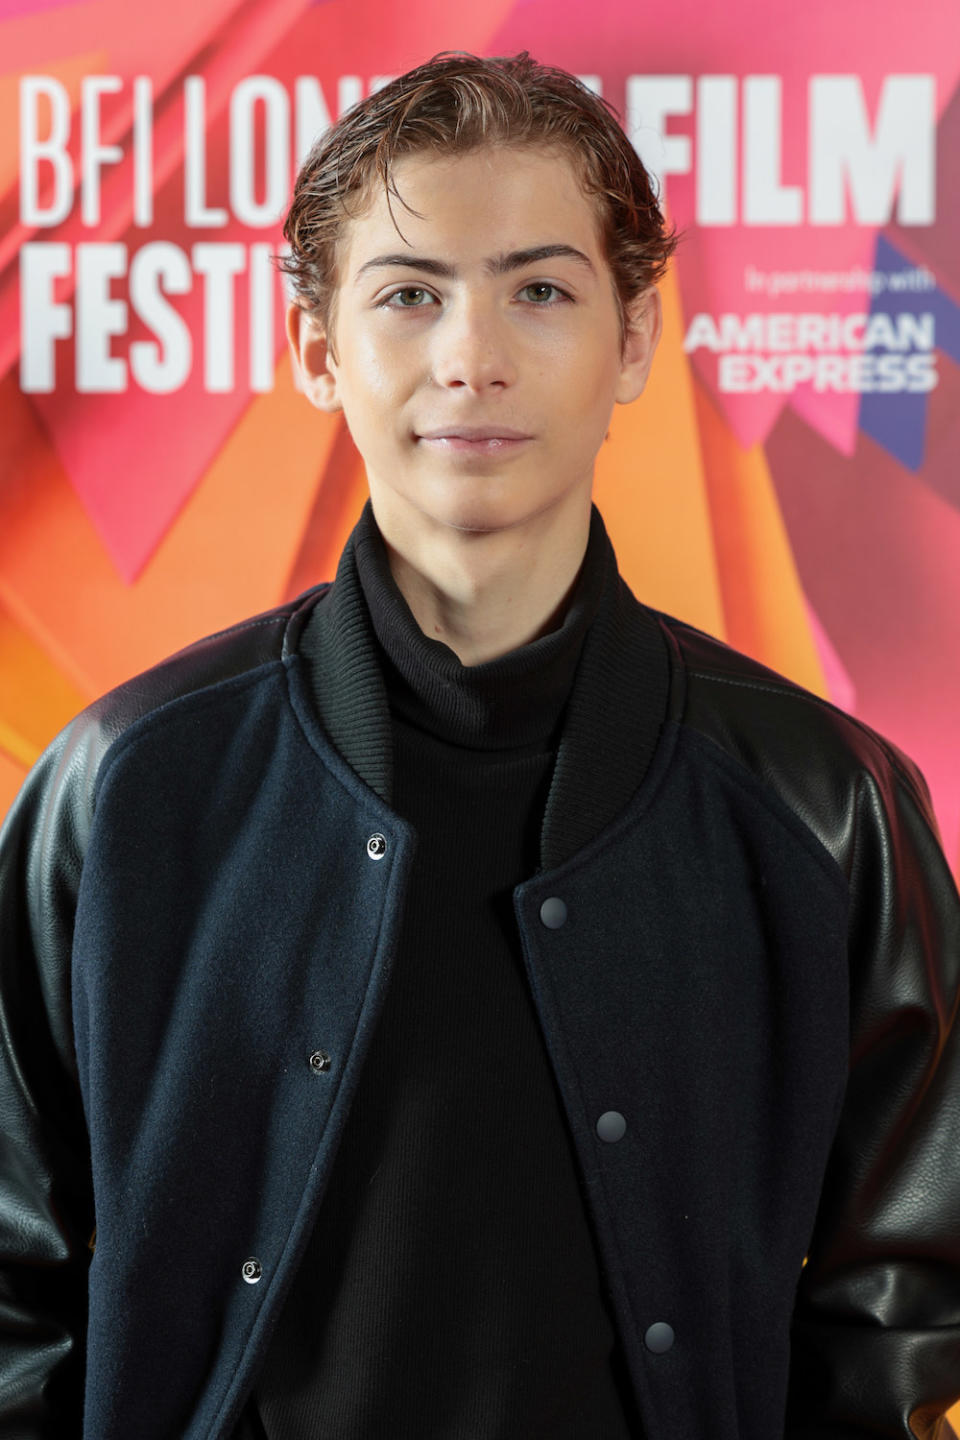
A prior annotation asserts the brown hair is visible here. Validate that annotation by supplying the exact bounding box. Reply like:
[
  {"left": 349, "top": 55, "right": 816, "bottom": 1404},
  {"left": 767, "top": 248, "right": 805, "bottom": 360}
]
[{"left": 281, "top": 51, "right": 678, "bottom": 349}]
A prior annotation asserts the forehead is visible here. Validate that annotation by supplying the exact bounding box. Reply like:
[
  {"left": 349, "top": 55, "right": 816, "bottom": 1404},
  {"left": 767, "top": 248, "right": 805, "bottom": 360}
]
[{"left": 338, "top": 144, "right": 607, "bottom": 279}]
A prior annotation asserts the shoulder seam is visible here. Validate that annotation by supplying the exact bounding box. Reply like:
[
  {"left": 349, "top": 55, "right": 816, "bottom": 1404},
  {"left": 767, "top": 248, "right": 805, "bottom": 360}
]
[
  {"left": 658, "top": 612, "right": 918, "bottom": 781},
  {"left": 678, "top": 723, "right": 850, "bottom": 894},
  {"left": 659, "top": 613, "right": 933, "bottom": 819},
  {"left": 684, "top": 662, "right": 933, "bottom": 822}
]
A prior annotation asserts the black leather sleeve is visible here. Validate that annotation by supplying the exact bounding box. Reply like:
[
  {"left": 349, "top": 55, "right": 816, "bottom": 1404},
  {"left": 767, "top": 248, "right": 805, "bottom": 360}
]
[
  {"left": 0, "top": 720, "right": 99, "bottom": 1436},
  {"left": 786, "top": 752, "right": 960, "bottom": 1438},
  {"left": 0, "top": 607, "right": 295, "bottom": 1438},
  {"left": 667, "top": 618, "right": 960, "bottom": 1438}
]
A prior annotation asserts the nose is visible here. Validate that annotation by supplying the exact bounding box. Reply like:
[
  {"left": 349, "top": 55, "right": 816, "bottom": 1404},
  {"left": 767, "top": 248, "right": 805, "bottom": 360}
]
[{"left": 430, "top": 298, "right": 517, "bottom": 392}]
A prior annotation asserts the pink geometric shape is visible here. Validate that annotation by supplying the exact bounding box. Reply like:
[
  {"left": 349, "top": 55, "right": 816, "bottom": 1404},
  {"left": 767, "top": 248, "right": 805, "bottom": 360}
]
[
  {"left": 790, "top": 388, "right": 860, "bottom": 460},
  {"left": 0, "top": 0, "right": 86, "bottom": 18},
  {"left": 767, "top": 405, "right": 960, "bottom": 869},
  {"left": 886, "top": 78, "right": 960, "bottom": 304},
  {"left": 804, "top": 599, "right": 856, "bottom": 714},
  {"left": 0, "top": 0, "right": 241, "bottom": 72},
  {"left": 677, "top": 227, "right": 879, "bottom": 453},
  {"left": 27, "top": 202, "right": 288, "bottom": 583}
]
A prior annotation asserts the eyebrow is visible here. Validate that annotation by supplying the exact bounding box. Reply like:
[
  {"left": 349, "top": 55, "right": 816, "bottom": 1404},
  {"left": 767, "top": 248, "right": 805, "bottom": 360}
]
[{"left": 353, "top": 244, "right": 597, "bottom": 283}]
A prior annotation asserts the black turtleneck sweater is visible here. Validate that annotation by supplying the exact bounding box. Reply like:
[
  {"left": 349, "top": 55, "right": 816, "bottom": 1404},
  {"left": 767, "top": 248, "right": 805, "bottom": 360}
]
[{"left": 244, "top": 508, "right": 644, "bottom": 1438}]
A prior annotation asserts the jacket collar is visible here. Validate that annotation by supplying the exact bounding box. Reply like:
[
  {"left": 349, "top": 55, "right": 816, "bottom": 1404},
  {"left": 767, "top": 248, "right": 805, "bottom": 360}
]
[{"left": 293, "top": 503, "right": 672, "bottom": 871}]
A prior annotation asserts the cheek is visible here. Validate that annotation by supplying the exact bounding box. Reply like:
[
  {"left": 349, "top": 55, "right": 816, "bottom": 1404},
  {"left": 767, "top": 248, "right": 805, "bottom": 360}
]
[
  {"left": 335, "top": 337, "right": 404, "bottom": 424},
  {"left": 564, "top": 344, "right": 622, "bottom": 422},
  {"left": 543, "top": 324, "right": 618, "bottom": 396},
  {"left": 357, "top": 334, "right": 398, "bottom": 395}
]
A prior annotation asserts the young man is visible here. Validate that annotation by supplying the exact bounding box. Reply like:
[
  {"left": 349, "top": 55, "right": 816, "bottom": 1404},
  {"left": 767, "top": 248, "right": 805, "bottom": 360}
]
[{"left": 0, "top": 50, "right": 958, "bottom": 1440}]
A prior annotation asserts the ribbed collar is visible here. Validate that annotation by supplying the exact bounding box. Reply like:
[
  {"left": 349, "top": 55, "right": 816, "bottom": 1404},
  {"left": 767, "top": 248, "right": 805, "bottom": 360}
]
[
  {"left": 352, "top": 503, "right": 608, "bottom": 752},
  {"left": 295, "top": 502, "right": 672, "bottom": 870}
]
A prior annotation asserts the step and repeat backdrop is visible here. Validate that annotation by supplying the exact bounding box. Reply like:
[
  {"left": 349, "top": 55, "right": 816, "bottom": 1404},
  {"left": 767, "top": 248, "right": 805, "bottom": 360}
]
[
  {"left": 2, "top": 0, "right": 959, "bottom": 906},
  {"left": 2, "top": 2, "right": 960, "bottom": 1429}
]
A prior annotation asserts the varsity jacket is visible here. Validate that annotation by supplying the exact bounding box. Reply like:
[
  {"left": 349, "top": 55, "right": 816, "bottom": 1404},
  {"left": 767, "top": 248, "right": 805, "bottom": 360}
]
[{"left": 0, "top": 519, "right": 958, "bottom": 1439}]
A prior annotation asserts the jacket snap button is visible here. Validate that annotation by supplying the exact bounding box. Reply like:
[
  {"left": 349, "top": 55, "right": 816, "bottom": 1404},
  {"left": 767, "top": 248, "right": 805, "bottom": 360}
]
[
  {"left": 241, "top": 1258, "right": 263, "bottom": 1284},
  {"left": 597, "top": 1110, "right": 626, "bottom": 1142},
  {"left": 366, "top": 833, "right": 387, "bottom": 860},
  {"left": 644, "top": 1321, "right": 675, "bottom": 1354},
  {"left": 539, "top": 896, "right": 567, "bottom": 929},
  {"left": 309, "top": 1050, "right": 331, "bottom": 1073}
]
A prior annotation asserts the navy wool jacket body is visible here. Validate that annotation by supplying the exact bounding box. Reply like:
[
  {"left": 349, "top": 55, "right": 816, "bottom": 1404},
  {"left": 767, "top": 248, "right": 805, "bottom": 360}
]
[{"left": 0, "top": 534, "right": 959, "bottom": 1439}]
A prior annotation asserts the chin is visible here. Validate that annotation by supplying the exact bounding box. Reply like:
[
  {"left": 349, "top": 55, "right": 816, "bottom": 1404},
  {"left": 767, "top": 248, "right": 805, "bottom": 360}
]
[
  {"left": 423, "top": 499, "right": 534, "bottom": 537},
  {"left": 397, "top": 483, "right": 524, "bottom": 537}
]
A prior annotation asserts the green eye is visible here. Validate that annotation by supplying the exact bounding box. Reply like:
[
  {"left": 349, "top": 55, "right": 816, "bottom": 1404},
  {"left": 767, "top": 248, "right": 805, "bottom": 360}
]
[
  {"left": 522, "top": 283, "right": 561, "bottom": 303},
  {"left": 389, "top": 288, "right": 433, "bottom": 307}
]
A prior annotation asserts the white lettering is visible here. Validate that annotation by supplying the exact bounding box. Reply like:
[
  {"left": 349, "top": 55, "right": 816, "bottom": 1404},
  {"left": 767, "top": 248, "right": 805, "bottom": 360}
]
[
  {"left": 686, "top": 310, "right": 936, "bottom": 354},
  {"left": 626, "top": 76, "right": 692, "bottom": 202},
  {"left": 766, "top": 314, "right": 793, "bottom": 350},
  {"left": 907, "top": 353, "right": 937, "bottom": 390},
  {"left": 129, "top": 243, "right": 192, "bottom": 392},
  {"left": 249, "top": 243, "right": 275, "bottom": 392},
  {"left": 19, "top": 77, "right": 73, "bottom": 227},
  {"left": 696, "top": 76, "right": 736, "bottom": 225},
  {"left": 184, "top": 77, "right": 227, "bottom": 226},
  {"left": 814, "top": 355, "right": 846, "bottom": 390},
  {"left": 76, "top": 242, "right": 127, "bottom": 392},
  {"left": 192, "top": 242, "right": 245, "bottom": 390},
  {"left": 19, "top": 242, "right": 72, "bottom": 391},
  {"left": 743, "top": 76, "right": 802, "bottom": 224},
  {"left": 295, "top": 77, "right": 333, "bottom": 168},
  {"left": 230, "top": 76, "right": 290, "bottom": 227},
  {"left": 81, "top": 75, "right": 123, "bottom": 226},
  {"left": 809, "top": 75, "right": 935, "bottom": 224},
  {"left": 718, "top": 350, "right": 938, "bottom": 392},
  {"left": 892, "top": 311, "right": 934, "bottom": 349},
  {"left": 627, "top": 71, "right": 935, "bottom": 225},
  {"left": 683, "top": 314, "right": 721, "bottom": 351},
  {"left": 133, "top": 76, "right": 154, "bottom": 227}
]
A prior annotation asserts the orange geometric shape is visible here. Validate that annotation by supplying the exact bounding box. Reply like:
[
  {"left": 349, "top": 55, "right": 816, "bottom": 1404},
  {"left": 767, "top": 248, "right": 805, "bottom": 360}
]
[
  {"left": 693, "top": 375, "right": 828, "bottom": 696},
  {"left": 0, "top": 599, "right": 88, "bottom": 767},
  {"left": 282, "top": 420, "right": 369, "bottom": 601},
  {"left": 593, "top": 259, "right": 725, "bottom": 638},
  {"left": 0, "top": 354, "right": 338, "bottom": 697},
  {"left": 135, "top": 348, "right": 341, "bottom": 621},
  {"left": 0, "top": 748, "right": 28, "bottom": 826}
]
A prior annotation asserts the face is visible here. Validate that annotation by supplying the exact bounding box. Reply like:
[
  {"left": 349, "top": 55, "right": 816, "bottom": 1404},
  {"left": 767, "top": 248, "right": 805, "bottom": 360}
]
[{"left": 288, "top": 145, "right": 661, "bottom": 545}]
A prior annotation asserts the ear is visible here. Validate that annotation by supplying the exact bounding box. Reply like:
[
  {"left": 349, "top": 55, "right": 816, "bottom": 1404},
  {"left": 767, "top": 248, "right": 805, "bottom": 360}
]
[
  {"left": 286, "top": 302, "right": 342, "bottom": 413},
  {"left": 614, "top": 288, "right": 663, "bottom": 405}
]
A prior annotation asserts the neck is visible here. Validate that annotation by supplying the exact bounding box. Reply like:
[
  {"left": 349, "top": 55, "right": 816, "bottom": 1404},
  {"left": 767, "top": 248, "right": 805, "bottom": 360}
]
[{"left": 368, "top": 499, "right": 594, "bottom": 666}]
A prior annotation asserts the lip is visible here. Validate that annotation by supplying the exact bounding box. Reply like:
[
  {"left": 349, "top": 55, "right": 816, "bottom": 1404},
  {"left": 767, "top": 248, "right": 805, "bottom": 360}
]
[
  {"left": 415, "top": 426, "right": 534, "bottom": 457},
  {"left": 416, "top": 426, "right": 532, "bottom": 441}
]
